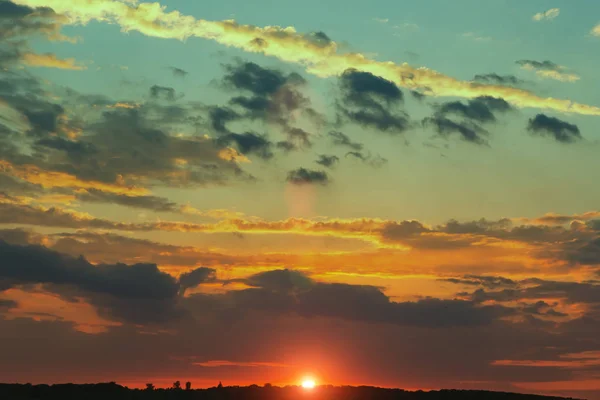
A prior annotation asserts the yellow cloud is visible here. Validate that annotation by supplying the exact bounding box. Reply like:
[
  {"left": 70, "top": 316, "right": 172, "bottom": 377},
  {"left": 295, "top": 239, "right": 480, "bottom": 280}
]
[
  {"left": 0, "top": 160, "right": 149, "bottom": 196},
  {"left": 22, "top": 52, "right": 87, "bottom": 70},
  {"left": 12, "top": 0, "right": 600, "bottom": 116},
  {"left": 218, "top": 147, "right": 251, "bottom": 163},
  {"left": 532, "top": 8, "right": 560, "bottom": 22}
]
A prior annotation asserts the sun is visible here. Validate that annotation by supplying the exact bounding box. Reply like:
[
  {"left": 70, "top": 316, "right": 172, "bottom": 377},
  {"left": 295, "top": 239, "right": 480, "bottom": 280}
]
[{"left": 301, "top": 378, "right": 316, "bottom": 389}]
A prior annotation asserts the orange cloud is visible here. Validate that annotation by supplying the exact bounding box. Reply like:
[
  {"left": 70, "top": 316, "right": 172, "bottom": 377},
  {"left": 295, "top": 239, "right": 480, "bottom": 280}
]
[
  {"left": 22, "top": 52, "right": 86, "bottom": 70},
  {"left": 1, "top": 287, "right": 121, "bottom": 334},
  {"left": 526, "top": 211, "right": 600, "bottom": 225},
  {"left": 12, "top": 0, "right": 600, "bottom": 116},
  {"left": 193, "top": 360, "right": 292, "bottom": 368},
  {"left": 0, "top": 160, "right": 149, "bottom": 196}
]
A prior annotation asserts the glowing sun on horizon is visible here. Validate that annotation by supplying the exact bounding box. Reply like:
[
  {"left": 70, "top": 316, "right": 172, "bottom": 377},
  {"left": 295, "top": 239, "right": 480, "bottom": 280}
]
[{"left": 301, "top": 378, "right": 316, "bottom": 389}]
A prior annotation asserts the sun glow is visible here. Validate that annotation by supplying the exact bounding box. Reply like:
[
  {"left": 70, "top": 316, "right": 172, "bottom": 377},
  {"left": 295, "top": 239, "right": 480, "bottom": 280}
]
[{"left": 301, "top": 378, "right": 316, "bottom": 389}]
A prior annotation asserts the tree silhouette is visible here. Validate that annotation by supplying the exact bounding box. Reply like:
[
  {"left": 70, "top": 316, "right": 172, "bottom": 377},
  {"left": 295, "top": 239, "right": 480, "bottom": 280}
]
[
  {"left": 173, "top": 381, "right": 181, "bottom": 390},
  {"left": 145, "top": 383, "right": 154, "bottom": 391},
  {"left": 185, "top": 382, "right": 192, "bottom": 391},
  {"left": 217, "top": 381, "right": 223, "bottom": 389}
]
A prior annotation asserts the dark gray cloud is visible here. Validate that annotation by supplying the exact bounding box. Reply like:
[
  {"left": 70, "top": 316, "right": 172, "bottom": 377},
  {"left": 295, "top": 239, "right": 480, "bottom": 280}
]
[
  {"left": 423, "top": 96, "right": 513, "bottom": 145},
  {"left": 190, "top": 269, "right": 513, "bottom": 328},
  {"left": 222, "top": 61, "right": 305, "bottom": 95},
  {"left": 473, "top": 73, "right": 524, "bottom": 86},
  {"left": 410, "top": 90, "right": 426, "bottom": 101},
  {"left": 51, "top": 107, "right": 245, "bottom": 186},
  {"left": 339, "top": 69, "right": 403, "bottom": 105},
  {"left": 521, "top": 300, "right": 567, "bottom": 317},
  {"left": 516, "top": 60, "right": 561, "bottom": 72},
  {"left": 564, "top": 237, "right": 600, "bottom": 265},
  {"left": 286, "top": 168, "right": 329, "bottom": 185},
  {"left": 315, "top": 154, "right": 339, "bottom": 168},
  {"left": 216, "top": 132, "right": 273, "bottom": 160},
  {"left": 380, "top": 220, "right": 430, "bottom": 241},
  {"left": 441, "top": 218, "right": 513, "bottom": 234},
  {"left": 243, "top": 269, "right": 313, "bottom": 292},
  {"left": 0, "top": 69, "right": 248, "bottom": 189},
  {"left": 527, "top": 114, "right": 581, "bottom": 143},
  {"left": 345, "top": 151, "right": 388, "bottom": 168},
  {"left": 75, "top": 189, "right": 180, "bottom": 213},
  {"left": 0, "top": 239, "right": 182, "bottom": 323},
  {"left": 149, "top": 85, "right": 176, "bottom": 101},
  {"left": 441, "top": 275, "right": 518, "bottom": 289},
  {"left": 328, "top": 130, "right": 363, "bottom": 151},
  {"left": 210, "top": 61, "right": 320, "bottom": 153},
  {"left": 0, "top": 299, "right": 16, "bottom": 309},
  {"left": 436, "top": 96, "right": 512, "bottom": 124},
  {"left": 422, "top": 116, "right": 489, "bottom": 145},
  {"left": 464, "top": 279, "right": 600, "bottom": 314},
  {"left": 0, "top": 201, "right": 135, "bottom": 230},
  {"left": 306, "top": 31, "right": 333, "bottom": 47},
  {"left": 209, "top": 106, "right": 240, "bottom": 133},
  {"left": 34, "top": 137, "right": 97, "bottom": 162},
  {"left": 169, "top": 66, "right": 188, "bottom": 78},
  {"left": 178, "top": 267, "right": 217, "bottom": 295},
  {"left": 337, "top": 69, "right": 409, "bottom": 134}
]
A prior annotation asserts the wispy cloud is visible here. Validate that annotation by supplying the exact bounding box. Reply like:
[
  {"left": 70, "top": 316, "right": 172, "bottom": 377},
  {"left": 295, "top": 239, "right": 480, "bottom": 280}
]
[
  {"left": 532, "top": 8, "right": 560, "bottom": 22},
  {"left": 12, "top": 0, "right": 600, "bottom": 116},
  {"left": 461, "top": 32, "right": 492, "bottom": 42},
  {"left": 372, "top": 17, "right": 389, "bottom": 24},
  {"left": 194, "top": 360, "right": 292, "bottom": 368},
  {"left": 516, "top": 59, "right": 580, "bottom": 82},
  {"left": 21, "top": 52, "right": 86, "bottom": 70}
]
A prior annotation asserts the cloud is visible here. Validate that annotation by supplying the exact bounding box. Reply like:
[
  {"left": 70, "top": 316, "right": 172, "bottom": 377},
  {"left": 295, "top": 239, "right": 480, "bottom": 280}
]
[
  {"left": 345, "top": 151, "right": 388, "bottom": 168},
  {"left": 21, "top": 52, "right": 86, "bottom": 70},
  {"left": 216, "top": 132, "right": 274, "bottom": 160},
  {"left": 564, "top": 238, "right": 600, "bottom": 265},
  {"left": 169, "top": 66, "right": 188, "bottom": 78},
  {"left": 337, "top": 68, "right": 409, "bottom": 134},
  {"left": 516, "top": 60, "right": 580, "bottom": 83},
  {"left": 422, "top": 96, "right": 513, "bottom": 145},
  {"left": 441, "top": 275, "right": 518, "bottom": 289},
  {"left": 592, "top": 24, "right": 600, "bottom": 36},
  {"left": 286, "top": 168, "right": 329, "bottom": 185},
  {"left": 1, "top": 160, "right": 149, "bottom": 196},
  {"left": 0, "top": 1, "right": 74, "bottom": 71},
  {"left": 527, "top": 114, "right": 582, "bottom": 143},
  {"left": 74, "top": 189, "right": 180, "bottom": 212},
  {"left": 461, "top": 32, "right": 491, "bottom": 42},
  {"left": 315, "top": 154, "right": 339, "bottom": 169},
  {"left": 435, "top": 96, "right": 512, "bottom": 124},
  {"left": 0, "top": 239, "right": 184, "bottom": 324},
  {"left": 178, "top": 267, "right": 217, "bottom": 295},
  {"left": 149, "top": 85, "right": 176, "bottom": 101},
  {"left": 12, "top": 0, "right": 600, "bottom": 117},
  {"left": 243, "top": 269, "right": 313, "bottom": 292},
  {"left": 189, "top": 269, "right": 513, "bottom": 328},
  {"left": 532, "top": 8, "right": 560, "bottom": 22},
  {"left": 422, "top": 116, "right": 489, "bottom": 145},
  {"left": 0, "top": 66, "right": 250, "bottom": 190},
  {"left": 212, "top": 61, "right": 319, "bottom": 151},
  {"left": 194, "top": 360, "right": 291, "bottom": 368},
  {"left": 328, "top": 130, "right": 363, "bottom": 151},
  {"left": 473, "top": 73, "right": 524, "bottom": 87}
]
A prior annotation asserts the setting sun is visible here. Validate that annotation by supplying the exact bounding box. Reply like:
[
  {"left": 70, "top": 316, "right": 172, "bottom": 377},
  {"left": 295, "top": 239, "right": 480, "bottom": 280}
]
[{"left": 301, "top": 378, "right": 316, "bottom": 389}]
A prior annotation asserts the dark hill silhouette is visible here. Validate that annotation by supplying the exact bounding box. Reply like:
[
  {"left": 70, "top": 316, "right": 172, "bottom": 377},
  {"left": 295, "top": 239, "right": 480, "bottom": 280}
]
[{"left": 0, "top": 383, "right": 584, "bottom": 400}]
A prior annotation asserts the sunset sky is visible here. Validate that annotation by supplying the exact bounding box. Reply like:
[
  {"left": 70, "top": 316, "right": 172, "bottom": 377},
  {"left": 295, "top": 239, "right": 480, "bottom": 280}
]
[{"left": 1, "top": 0, "right": 600, "bottom": 398}]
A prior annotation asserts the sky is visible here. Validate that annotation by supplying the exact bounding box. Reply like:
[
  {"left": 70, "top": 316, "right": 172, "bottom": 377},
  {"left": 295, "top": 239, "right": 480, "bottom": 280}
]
[{"left": 1, "top": 0, "right": 600, "bottom": 398}]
